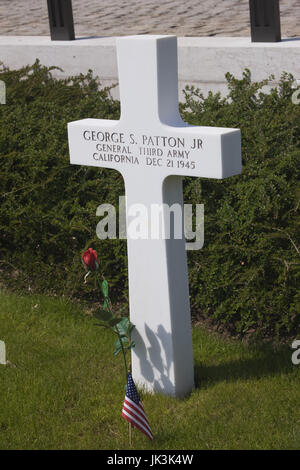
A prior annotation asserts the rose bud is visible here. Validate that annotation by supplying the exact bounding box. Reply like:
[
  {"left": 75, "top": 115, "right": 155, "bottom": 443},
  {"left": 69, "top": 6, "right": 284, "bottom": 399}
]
[{"left": 82, "top": 248, "right": 99, "bottom": 271}]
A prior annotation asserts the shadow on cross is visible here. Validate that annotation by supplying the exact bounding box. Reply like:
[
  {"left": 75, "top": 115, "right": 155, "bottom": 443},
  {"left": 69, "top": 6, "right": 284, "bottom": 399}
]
[
  {"left": 134, "top": 324, "right": 174, "bottom": 394},
  {"left": 194, "top": 344, "right": 293, "bottom": 389}
]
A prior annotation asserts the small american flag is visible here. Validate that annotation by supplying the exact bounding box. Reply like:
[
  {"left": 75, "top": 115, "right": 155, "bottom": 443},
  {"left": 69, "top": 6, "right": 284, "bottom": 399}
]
[{"left": 122, "top": 373, "right": 153, "bottom": 441}]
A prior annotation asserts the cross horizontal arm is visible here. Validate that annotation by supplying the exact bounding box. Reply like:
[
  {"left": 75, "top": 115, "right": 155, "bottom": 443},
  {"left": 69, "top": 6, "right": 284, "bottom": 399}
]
[{"left": 68, "top": 118, "right": 241, "bottom": 180}]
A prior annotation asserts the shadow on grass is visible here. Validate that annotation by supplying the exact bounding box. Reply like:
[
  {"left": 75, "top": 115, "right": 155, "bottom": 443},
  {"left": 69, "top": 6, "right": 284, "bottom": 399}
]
[{"left": 194, "top": 344, "right": 294, "bottom": 389}]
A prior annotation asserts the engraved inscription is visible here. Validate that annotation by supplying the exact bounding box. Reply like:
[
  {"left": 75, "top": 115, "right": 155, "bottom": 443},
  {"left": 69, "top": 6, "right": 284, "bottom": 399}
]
[{"left": 83, "top": 130, "right": 204, "bottom": 171}]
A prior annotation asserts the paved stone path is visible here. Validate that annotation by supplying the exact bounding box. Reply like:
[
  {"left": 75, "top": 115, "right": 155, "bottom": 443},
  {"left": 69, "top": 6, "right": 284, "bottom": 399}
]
[{"left": 0, "top": 0, "right": 298, "bottom": 38}]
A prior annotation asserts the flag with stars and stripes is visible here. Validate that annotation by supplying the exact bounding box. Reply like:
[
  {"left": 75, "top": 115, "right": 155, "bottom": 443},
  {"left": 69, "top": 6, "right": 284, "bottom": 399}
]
[{"left": 122, "top": 373, "right": 153, "bottom": 441}]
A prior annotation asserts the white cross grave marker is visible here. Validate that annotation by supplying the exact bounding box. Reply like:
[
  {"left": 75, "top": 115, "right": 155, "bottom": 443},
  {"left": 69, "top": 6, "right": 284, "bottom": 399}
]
[{"left": 68, "top": 36, "right": 241, "bottom": 397}]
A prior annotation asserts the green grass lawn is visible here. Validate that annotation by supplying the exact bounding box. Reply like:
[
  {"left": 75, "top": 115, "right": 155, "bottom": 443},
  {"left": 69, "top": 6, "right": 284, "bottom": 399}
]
[{"left": 0, "top": 289, "right": 299, "bottom": 450}]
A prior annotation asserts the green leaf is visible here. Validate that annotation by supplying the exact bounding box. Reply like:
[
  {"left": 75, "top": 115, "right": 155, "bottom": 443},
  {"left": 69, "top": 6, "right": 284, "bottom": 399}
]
[
  {"left": 114, "top": 317, "right": 135, "bottom": 338},
  {"left": 103, "top": 298, "right": 110, "bottom": 311},
  {"left": 128, "top": 322, "right": 135, "bottom": 335},
  {"left": 113, "top": 346, "right": 122, "bottom": 356},
  {"left": 114, "top": 336, "right": 129, "bottom": 349},
  {"left": 114, "top": 317, "right": 129, "bottom": 337},
  {"left": 93, "top": 309, "right": 112, "bottom": 322},
  {"left": 101, "top": 279, "right": 109, "bottom": 298},
  {"left": 113, "top": 336, "right": 129, "bottom": 356}
]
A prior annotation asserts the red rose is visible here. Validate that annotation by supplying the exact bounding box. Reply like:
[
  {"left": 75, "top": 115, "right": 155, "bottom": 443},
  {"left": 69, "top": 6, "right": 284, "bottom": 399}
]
[{"left": 82, "top": 248, "right": 99, "bottom": 271}]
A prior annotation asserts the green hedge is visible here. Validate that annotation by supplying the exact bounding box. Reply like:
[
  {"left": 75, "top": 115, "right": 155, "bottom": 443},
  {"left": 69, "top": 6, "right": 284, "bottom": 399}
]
[{"left": 0, "top": 62, "right": 299, "bottom": 338}]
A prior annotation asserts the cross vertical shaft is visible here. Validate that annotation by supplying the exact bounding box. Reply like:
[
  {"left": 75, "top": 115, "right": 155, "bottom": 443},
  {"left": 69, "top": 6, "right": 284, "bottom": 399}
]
[
  {"left": 116, "top": 36, "right": 194, "bottom": 395},
  {"left": 124, "top": 172, "right": 194, "bottom": 396}
]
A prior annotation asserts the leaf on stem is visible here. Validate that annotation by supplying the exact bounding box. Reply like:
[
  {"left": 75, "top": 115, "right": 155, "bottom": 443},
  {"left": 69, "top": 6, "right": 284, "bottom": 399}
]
[
  {"left": 113, "top": 336, "right": 129, "bottom": 356},
  {"left": 93, "top": 308, "right": 112, "bottom": 322},
  {"left": 114, "top": 317, "right": 135, "bottom": 338}
]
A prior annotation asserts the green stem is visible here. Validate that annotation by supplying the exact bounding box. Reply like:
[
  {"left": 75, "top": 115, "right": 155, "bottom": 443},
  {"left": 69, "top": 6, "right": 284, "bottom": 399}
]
[
  {"left": 95, "top": 273, "right": 128, "bottom": 383},
  {"left": 115, "top": 325, "right": 129, "bottom": 383}
]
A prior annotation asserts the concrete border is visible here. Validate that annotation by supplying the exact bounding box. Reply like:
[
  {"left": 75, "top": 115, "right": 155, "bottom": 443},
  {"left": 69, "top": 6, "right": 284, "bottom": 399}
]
[{"left": 0, "top": 36, "right": 299, "bottom": 99}]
